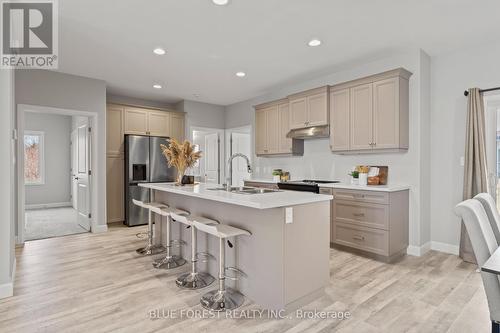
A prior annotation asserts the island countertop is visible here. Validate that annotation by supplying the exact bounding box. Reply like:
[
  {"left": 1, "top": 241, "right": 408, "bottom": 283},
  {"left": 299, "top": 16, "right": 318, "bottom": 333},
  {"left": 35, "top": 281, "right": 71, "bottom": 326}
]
[{"left": 139, "top": 182, "right": 333, "bottom": 209}]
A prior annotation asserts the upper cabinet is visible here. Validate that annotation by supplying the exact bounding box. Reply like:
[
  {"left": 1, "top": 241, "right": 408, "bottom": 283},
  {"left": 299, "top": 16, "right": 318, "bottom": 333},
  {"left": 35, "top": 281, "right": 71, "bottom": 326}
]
[
  {"left": 254, "top": 99, "right": 303, "bottom": 156},
  {"left": 288, "top": 86, "right": 329, "bottom": 129},
  {"left": 330, "top": 68, "right": 411, "bottom": 153},
  {"left": 122, "top": 106, "right": 184, "bottom": 138},
  {"left": 106, "top": 104, "right": 124, "bottom": 157}
]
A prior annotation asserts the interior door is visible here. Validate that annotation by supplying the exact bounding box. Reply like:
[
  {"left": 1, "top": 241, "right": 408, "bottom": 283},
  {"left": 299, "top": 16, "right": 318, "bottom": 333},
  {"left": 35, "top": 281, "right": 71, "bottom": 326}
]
[
  {"left": 76, "top": 123, "right": 91, "bottom": 231},
  {"left": 204, "top": 133, "right": 220, "bottom": 184},
  {"left": 231, "top": 132, "right": 251, "bottom": 186},
  {"left": 71, "top": 129, "right": 78, "bottom": 209}
]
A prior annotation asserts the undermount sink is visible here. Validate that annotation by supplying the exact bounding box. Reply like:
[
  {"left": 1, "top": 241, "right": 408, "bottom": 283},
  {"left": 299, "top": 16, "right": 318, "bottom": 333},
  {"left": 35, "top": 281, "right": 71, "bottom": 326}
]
[{"left": 206, "top": 186, "right": 282, "bottom": 195}]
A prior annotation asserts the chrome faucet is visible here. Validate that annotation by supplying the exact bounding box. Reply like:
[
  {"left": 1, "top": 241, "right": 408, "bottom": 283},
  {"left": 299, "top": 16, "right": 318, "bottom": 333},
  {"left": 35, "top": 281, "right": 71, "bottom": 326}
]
[{"left": 226, "top": 153, "right": 252, "bottom": 191}]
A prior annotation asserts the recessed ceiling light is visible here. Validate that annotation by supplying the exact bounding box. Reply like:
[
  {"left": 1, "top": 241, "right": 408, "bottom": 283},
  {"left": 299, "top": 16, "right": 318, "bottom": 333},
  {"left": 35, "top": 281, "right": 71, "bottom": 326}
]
[
  {"left": 153, "top": 84, "right": 162, "bottom": 89},
  {"left": 153, "top": 48, "right": 166, "bottom": 55},
  {"left": 308, "top": 39, "right": 322, "bottom": 47},
  {"left": 212, "top": 0, "right": 229, "bottom": 5},
  {"left": 236, "top": 71, "right": 246, "bottom": 77}
]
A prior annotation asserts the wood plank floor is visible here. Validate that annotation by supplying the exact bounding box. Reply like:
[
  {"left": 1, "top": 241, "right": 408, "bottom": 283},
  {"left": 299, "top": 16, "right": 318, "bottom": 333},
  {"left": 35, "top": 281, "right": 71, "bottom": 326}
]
[{"left": 0, "top": 224, "right": 490, "bottom": 333}]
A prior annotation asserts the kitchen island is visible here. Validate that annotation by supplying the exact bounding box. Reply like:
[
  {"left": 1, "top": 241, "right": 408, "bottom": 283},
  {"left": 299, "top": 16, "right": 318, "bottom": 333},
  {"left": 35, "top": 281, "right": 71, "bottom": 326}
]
[{"left": 139, "top": 182, "right": 333, "bottom": 312}]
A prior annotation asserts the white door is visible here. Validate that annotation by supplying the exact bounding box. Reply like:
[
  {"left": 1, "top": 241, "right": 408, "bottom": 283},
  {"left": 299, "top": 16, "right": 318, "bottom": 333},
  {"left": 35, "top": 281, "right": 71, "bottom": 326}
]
[
  {"left": 204, "top": 133, "right": 220, "bottom": 184},
  {"left": 71, "top": 130, "right": 78, "bottom": 209},
  {"left": 231, "top": 132, "right": 251, "bottom": 186},
  {"left": 76, "top": 124, "right": 91, "bottom": 231}
]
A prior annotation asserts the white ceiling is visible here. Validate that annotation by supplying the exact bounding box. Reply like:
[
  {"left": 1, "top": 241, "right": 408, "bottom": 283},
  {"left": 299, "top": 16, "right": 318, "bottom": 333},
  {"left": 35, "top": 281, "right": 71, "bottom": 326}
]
[{"left": 57, "top": 0, "right": 500, "bottom": 106}]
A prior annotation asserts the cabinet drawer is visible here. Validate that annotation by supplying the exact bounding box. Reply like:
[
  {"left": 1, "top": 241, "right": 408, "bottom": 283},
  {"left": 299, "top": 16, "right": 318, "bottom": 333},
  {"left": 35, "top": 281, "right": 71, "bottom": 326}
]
[
  {"left": 333, "top": 189, "right": 388, "bottom": 204},
  {"left": 333, "top": 222, "right": 388, "bottom": 256},
  {"left": 334, "top": 200, "right": 388, "bottom": 230}
]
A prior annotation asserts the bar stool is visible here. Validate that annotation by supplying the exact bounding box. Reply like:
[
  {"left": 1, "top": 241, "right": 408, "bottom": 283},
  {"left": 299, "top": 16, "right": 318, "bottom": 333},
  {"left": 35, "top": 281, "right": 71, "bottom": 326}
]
[
  {"left": 192, "top": 221, "right": 251, "bottom": 311},
  {"left": 170, "top": 213, "right": 218, "bottom": 290},
  {"left": 152, "top": 206, "right": 189, "bottom": 269},
  {"left": 132, "top": 199, "right": 167, "bottom": 255}
]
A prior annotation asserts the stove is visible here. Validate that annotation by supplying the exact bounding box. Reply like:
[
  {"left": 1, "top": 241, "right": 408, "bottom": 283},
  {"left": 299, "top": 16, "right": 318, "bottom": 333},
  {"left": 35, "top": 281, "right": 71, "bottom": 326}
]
[{"left": 277, "top": 180, "right": 340, "bottom": 193}]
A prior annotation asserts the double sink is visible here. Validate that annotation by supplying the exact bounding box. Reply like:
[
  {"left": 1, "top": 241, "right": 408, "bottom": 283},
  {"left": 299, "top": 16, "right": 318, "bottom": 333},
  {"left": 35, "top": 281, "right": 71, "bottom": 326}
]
[{"left": 207, "top": 186, "right": 282, "bottom": 195}]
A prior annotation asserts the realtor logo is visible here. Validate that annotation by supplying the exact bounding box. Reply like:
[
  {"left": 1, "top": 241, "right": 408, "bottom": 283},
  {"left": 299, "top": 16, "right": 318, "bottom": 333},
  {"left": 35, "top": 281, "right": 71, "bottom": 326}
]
[{"left": 1, "top": 0, "right": 58, "bottom": 68}]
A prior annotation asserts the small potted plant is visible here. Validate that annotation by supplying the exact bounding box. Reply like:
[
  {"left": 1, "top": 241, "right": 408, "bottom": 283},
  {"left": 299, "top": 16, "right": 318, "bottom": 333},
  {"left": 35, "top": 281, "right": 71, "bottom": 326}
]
[
  {"left": 348, "top": 170, "right": 359, "bottom": 185},
  {"left": 272, "top": 169, "right": 283, "bottom": 182}
]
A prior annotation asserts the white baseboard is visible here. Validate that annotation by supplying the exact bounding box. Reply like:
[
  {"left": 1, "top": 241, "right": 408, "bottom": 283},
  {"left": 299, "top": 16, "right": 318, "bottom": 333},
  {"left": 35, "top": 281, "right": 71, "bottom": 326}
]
[
  {"left": 407, "top": 241, "right": 459, "bottom": 256},
  {"left": 0, "top": 258, "right": 16, "bottom": 299},
  {"left": 92, "top": 224, "right": 108, "bottom": 233},
  {"left": 25, "top": 202, "right": 72, "bottom": 210},
  {"left": 430, "top": 241, "right": 459, "bottom": 255},
  {"left": 407, "top": 242, "right": 431, "bottom": 256}
]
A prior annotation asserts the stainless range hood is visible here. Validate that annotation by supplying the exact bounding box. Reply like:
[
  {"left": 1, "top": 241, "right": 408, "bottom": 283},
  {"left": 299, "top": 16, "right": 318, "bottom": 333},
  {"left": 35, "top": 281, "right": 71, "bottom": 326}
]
[{"left": 286, "top": 125, "right": 330, "bottom": 139}]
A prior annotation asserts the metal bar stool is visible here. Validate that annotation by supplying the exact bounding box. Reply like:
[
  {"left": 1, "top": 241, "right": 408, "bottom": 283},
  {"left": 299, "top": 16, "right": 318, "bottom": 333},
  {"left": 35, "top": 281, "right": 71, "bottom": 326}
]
[
  {"left": 152, "top": 206, "right": 189, "bottom": 269},
  {"left": 192, "top": 221, "right": 251, "bottom": 311},
  {"left": 132, "top": 199, "right": 167, "bottom": 255},
  {"left": 170, "top": 213, "right": 218, "bottom": 289}
]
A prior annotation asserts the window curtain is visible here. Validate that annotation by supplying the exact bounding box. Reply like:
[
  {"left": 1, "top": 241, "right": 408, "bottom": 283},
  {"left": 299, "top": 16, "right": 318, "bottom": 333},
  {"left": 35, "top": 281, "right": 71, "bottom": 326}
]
[{"left": 460, "top": 88, "right": 489, "bottom": 263}]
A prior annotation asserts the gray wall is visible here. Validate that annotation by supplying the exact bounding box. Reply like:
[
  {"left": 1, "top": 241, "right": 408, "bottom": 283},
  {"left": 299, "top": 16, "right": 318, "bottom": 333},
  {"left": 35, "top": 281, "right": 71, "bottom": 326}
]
[
  {"left": 176, "top": 99, "right": 226, "bottom": 130},
  {"left": 16, "top": 69, "right": 107, "bottom": 231},
  {"left": 0, "top": 69, "right": 15, "bottom": 295},
  {"left": 24, "top": 113, "right": 72, "bottom": 206},
  {"left": 107, "top": 94, "right": 175, "bottom": 110}
]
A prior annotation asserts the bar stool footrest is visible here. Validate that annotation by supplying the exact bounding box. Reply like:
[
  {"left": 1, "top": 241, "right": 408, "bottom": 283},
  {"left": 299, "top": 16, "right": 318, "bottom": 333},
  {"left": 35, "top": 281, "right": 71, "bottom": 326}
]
[
  {"left": 224, "top": 267, "right": 247, "bottom": 281},
  {"left": 196, "top": 252, "right": 216, "bottom": 263}
]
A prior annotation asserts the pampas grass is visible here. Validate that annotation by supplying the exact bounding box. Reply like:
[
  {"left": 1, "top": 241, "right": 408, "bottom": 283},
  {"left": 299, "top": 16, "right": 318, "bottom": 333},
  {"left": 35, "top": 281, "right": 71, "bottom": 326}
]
[{"left": 160, "top": 139, "right": 202, "bottom": 184}]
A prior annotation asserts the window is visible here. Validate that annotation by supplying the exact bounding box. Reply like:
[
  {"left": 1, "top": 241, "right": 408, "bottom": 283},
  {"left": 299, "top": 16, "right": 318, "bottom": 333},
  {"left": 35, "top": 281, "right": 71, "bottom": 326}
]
[{"left": 24, "top": 131, "right": 45, "bottom": 185}]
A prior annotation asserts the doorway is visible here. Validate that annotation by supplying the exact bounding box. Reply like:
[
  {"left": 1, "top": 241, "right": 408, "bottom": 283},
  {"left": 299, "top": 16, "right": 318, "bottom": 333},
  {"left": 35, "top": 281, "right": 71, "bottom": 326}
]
[
  {"left": 18, "top": 106, "right": 95, "bottom": 242},
  {"left": 226, "top": 126, "right": 252, "bottom": 186},
  {"left": 190, "top": 127, "right": 225, "bottom": 184}
]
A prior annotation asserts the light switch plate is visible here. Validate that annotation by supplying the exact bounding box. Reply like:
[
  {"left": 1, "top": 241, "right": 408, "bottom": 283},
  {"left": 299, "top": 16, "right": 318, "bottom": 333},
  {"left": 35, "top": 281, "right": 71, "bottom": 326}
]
[
  {"left": 460, "top": 156, "right": 465, "bottom": 166},
  {"left": 285, "top": 207, "right": 293, "bottom": 224}
]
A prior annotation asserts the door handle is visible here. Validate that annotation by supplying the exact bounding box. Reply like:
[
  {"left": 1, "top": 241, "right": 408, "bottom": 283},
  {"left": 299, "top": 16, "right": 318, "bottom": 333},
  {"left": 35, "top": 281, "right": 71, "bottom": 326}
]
[{"left": 74, "top": 177, "right": 79, "bottom": 180}]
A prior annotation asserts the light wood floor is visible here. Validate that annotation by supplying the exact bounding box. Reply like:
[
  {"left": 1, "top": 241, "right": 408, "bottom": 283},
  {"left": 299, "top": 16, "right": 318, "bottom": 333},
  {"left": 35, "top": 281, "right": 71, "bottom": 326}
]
[{"left": 0, "top": 224, "right": 490, "bottom": 333}]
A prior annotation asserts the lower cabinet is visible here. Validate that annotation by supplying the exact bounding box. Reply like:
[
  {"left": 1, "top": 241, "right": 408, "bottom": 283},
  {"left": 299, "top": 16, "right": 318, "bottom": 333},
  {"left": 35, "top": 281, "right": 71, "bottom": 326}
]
[
  {"left": 106, "top": 156, "right": 124, "bottom": 223},
  {"left": 330, "top": 188, "right": 409, "bottom": 262}
]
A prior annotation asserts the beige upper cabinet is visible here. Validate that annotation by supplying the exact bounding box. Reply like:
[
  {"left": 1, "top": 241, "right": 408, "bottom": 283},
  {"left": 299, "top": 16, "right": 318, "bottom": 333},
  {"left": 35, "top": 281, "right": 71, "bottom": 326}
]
[
  {"left": 147, "top": 111, "right": 171, "bottom": 137},
  {"left": 350, "top": 83, "right": 373, "bottom": 150},
  {"left": 170, "top": 112, "right": 185, "bottom": 141},
  {"left": 254, "top": 99, "right": 303, "bottom": 156},
  {"left": 255, "top": 108, "right": 267, "bottom": 154},
  {"left": 278, "top": 102, "right": 293, "bottom": 153},
  {"left": 106, "top": 104, "right": 124, "bottom": 156},
  {"left": 329, "top": 68, "right": 411, "bottom": 153},
  {"left": 124, "top": 108, "right": 149, "bottom": 135},
  {"left": 329, "top": 89, "right": 350, "bottom": 152},
  {"left": 288, "top": 86, "right": 329, "bottom": 129}
]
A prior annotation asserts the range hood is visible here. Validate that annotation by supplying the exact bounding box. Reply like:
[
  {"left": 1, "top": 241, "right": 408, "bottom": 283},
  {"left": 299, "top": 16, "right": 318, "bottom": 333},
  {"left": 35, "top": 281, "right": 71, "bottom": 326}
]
[{"left": 286, "top": 125, "right": 330, "bottom": 139}]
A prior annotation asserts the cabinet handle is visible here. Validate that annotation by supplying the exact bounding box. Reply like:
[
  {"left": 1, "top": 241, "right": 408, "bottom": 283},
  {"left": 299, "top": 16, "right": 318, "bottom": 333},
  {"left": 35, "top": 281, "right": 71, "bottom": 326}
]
[
  {"left": 352, "top": 213, "right": 365, "bottom": 217},
  {"left": 352, "top": 235, "right": 365, "bottom": 241},
  {"left": 353, "top": 194, "right": 365, "bottom": 199}
]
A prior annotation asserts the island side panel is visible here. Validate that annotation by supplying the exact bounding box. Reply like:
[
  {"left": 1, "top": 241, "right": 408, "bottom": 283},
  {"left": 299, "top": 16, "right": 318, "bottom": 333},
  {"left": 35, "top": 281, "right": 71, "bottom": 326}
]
[
  {"left": 283, "top": 201, "right": 330, "bottom": 310},
  {"left": 154, "top": 191, "right": 287, "bottom": 310}
]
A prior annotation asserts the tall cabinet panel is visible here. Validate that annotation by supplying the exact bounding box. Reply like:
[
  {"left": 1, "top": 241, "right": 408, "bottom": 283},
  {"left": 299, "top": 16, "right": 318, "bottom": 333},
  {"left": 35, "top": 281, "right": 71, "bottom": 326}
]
[
  {"left": 329, "top": 89, "right": 350, "bottom": 152},
  {"left": 106, "top": 105, "right": 124, "bottom": 156},
  {"left": 170, "top": 112, "right": 185, "bottom": 141},
  {"left": 373, "top": 77, "right": 400, "bottom": 149},
  {"left": 278, "top": 103, "right": 292, "bottom": 153},
  {"left": 349, "top": 83, "right": 373, "bottom": 150}
]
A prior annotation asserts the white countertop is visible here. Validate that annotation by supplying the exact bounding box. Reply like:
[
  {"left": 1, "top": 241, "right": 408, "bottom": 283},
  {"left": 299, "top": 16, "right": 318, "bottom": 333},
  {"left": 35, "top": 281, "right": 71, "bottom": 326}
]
[
  {"left": 244, "top": 178, "right": 279, "bottom": 184},
  {"left": 318, "top": 183, "right": 410, "bottom": 192},
  {"left": 140, "top": 182, "right": 333, "bottom": 209}
]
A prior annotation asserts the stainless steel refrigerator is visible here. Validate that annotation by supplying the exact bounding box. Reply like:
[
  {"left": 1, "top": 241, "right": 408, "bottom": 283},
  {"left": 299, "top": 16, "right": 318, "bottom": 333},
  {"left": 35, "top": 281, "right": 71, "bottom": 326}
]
[{"left": 124, "top": 135, "right": 175, "bottom": 226}]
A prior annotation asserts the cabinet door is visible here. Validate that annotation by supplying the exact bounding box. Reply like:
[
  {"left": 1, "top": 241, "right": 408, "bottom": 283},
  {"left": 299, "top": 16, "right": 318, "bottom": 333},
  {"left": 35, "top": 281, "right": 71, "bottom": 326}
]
[
  {"left": 106, "top": 156, "right": 124, "bottom": 223},
  {"left": 350, "top": 83, "right": 373, "bottom": 150},
  {"left": 170, "top": 113, "right": 185, "bottom": 141},
  {"left": 373, "top": 77, "right": 400, "bottom": 149},
  {"left": 106, "top": 105, "right": 124, "bottom": 156},
  {"left": 266, "top": 106, "right": 280, "bottom": 154},
  {"left": 148, "top": 111, "right": 171, "bottom": 137},
  {"left": 330, "top": 89, "right": 350, "bottom": 151},
  {"left": 289, "top": 97, "right": 308, "bottom": 129},
  {"left": 124, "top": 108, "right": 148, "bottom": 135},
  {"left": 307, "top": 91, "right": 328, "bottom": 126},
  {"left": 255, "top": 108, "right": 267, "bottom": 154},
  {"left": 278, "top": 103, "right": 292, "bottom": 153}
]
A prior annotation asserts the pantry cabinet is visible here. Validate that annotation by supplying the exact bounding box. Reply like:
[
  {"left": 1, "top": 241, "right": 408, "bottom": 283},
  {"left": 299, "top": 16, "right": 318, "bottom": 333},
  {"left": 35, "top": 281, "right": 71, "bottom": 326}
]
[
  {"left": 330, "top": 68, "right": 411, "bottom": 153},
  {"left": 254, "top": 99, "right": 303, "bottom": 156},
  {"left": 288, "top": 86, "right": 329, "bottom": 129}
]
